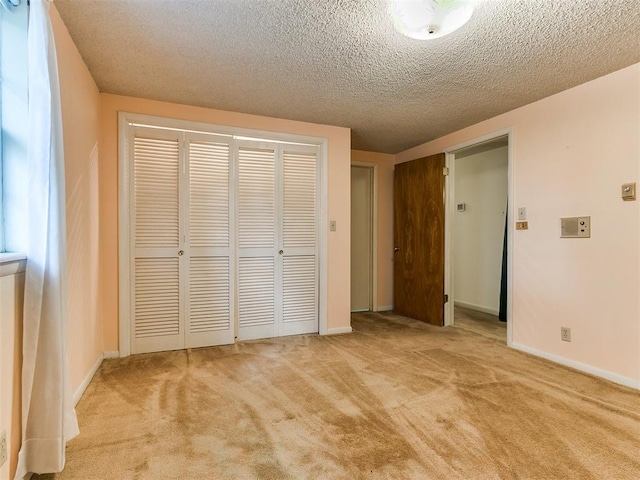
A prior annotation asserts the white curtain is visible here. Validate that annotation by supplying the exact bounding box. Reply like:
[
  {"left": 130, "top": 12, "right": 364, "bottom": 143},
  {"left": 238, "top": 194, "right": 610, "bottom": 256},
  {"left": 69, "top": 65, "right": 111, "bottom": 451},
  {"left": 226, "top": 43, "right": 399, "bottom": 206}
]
[{"left": 15, "top": 0, "right": 79, "bottom": 477}]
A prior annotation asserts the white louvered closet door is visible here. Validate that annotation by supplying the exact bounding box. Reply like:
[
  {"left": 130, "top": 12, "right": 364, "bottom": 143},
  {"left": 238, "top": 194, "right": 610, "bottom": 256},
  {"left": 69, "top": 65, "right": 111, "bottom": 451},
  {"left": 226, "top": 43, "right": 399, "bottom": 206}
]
[
  {"left": 184, "top": 133, "right": 235, "bottom": 348},
  {"left": 237, "top": 142, "right": 279, "bottom": 341},
  {"left": 280, "top": 146, "right": 319, "bottom": 336},
  {"left": 131, "top": 128, "right": 235, "bottom": 354},
  {"left": 237, "top": 142, "right": 319, "bottom": 341},
  {"left": 131, "top": 127, "right": 184, "bottom": 353}
]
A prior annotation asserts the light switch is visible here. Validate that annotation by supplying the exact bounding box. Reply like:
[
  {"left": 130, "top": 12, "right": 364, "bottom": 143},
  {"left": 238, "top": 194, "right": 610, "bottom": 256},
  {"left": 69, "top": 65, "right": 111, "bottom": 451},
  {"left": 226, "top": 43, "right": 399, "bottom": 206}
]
[
  {"left": 518, "top": 207, "right": 527, "bottom": 221},
  {"left": 330, "top": 220, "right": 336, "bottom": 232}
]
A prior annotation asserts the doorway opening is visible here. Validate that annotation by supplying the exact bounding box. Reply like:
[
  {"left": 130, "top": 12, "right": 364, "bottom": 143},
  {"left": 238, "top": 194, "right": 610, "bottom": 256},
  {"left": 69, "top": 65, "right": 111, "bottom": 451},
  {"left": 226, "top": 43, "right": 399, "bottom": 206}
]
[
  {"left": 350, "top": 163, "right": 377, "bottom": 313},
  {"left": 445, "top": 132, "right": 512, "bottom": 344}
]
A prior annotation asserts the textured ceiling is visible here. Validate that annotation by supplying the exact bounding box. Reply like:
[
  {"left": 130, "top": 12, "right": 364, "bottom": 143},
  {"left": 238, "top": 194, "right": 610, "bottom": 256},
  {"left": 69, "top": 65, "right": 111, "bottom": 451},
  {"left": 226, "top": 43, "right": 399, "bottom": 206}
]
[{"left": 54, "top": 0, "right": 640, "bottom": 153}]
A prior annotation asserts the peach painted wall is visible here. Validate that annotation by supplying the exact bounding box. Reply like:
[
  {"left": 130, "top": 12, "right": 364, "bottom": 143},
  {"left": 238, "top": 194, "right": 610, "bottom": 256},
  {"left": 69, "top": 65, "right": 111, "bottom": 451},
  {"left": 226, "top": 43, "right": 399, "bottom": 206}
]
[
  {"left": 351, "top": 150, "right": 395, "bottom": 310},
  {"left": 396, "top": 63, "right": 640, "bottom": 385},
  {"left": 100, "top": 94, "right": 352, "bottom": 349},
  {"left": 0, "top": 263, "right": 25, "bottom": 480},
  {"left": 51, "top": 6, "right": 104, "bottom": 391}
]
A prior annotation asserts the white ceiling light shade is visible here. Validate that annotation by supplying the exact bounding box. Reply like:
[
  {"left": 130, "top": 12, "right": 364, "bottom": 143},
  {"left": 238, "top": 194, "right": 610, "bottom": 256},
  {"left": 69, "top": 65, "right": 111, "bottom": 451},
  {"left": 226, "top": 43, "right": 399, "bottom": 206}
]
[{"left": 390, "top": 0, "right": 475, "bottom": 40}]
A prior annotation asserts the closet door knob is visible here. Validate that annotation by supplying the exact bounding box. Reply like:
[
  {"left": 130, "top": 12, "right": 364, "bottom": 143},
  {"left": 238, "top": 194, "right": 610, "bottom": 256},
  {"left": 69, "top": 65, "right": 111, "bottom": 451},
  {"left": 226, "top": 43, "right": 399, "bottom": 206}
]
[
  {"left": 394, "top": 247, "right": 400, "bottom": 252},
  {"left": 279, "top": 250, "right": 284, "bottom": 255},
  {"left": 178, "top": 250, "right": 184, "bottom": 256}
]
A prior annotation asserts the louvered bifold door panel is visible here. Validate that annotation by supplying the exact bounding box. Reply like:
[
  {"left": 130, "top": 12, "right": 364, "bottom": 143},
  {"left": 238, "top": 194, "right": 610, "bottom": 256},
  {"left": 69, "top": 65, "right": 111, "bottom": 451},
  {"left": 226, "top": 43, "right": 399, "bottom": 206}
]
[
  {"left": 188, "top": 139, "right": 230, "bottom": 248},
  {"left": 134, "top": 135, "right": 180, "bottom": 249},
  {"left": 238, "top": 257, "right": 276, "bottom": 339},
  {"left": 238, "top": 146, "right": 276, "bottom": 249},
  {"left": 188, "top": 257, "right": 232, "bottom": 346},
  {"left": 282, "top": 256, "right": 317, "bottom": 334},
  {"left": 283, "top": 150, "right": 317, "bottom": 250},
  {"left": 281, "top": 147, "right": 319, "bottom": 336},
  {"left": 185, "top": 134, "right": 234, "bottom": 347},
  {"left": 134, "top": 258, "right": 180, "bottom": 339},
  {"left": 237, "top": 143, "right": 278, "bottom": 340},
  {"left": 132, "top": 129, "right": 184, "bottom": 353}
]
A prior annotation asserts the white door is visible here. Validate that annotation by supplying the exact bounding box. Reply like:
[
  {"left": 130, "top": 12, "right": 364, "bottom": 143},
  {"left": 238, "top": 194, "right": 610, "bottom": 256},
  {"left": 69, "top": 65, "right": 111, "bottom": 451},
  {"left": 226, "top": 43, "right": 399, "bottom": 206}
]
[
  {"left": 127, "top": 122, "right": 319, "bottom": 353},
  {"left": 184, "top": 133, "right": 235, "bottom": 348},
  {"left": 237, "top": 142, "right": 279, "bottom": 340},
  {"left": 237, "top": 142, "right": 319, "bottom": 340},
  {"left": 280, "top": 146, "right": 319, "bottom": 336},
  {"left": 350, "top": 165, "right": 373, "bottom": 312},
  {"left": 131, "top": 127, "right": 184, "bottom": 353},
  {"left": 130, "top": 127, "right": 234, "bottom": 353}
]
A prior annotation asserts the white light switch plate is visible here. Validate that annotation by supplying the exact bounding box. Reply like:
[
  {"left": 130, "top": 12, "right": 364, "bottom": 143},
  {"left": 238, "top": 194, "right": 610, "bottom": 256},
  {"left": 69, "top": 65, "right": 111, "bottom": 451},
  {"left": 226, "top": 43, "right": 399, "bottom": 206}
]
[{"left": 518, "top": 207, "right": 527, "bottom": 221}]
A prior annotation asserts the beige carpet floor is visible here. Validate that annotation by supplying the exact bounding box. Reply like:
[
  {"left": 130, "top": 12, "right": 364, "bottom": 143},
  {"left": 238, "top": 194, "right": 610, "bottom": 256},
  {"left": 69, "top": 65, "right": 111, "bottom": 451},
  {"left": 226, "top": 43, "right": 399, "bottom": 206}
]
[
  {"left": 454, "top": 307, "right": 507, "bottom": 343},
  {"left": 37, "top": 312, "right": 640, "bottom": 479}
]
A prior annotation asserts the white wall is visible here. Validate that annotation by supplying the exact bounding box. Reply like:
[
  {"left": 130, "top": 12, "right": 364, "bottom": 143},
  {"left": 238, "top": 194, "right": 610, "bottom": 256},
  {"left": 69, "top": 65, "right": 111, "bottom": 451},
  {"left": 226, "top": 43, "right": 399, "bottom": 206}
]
[
  {"left": 397, "top": 63, "right": 640, "bottom": 388},
  {"left": 454, "top": 146, "right": 508, "bottom": 315}
]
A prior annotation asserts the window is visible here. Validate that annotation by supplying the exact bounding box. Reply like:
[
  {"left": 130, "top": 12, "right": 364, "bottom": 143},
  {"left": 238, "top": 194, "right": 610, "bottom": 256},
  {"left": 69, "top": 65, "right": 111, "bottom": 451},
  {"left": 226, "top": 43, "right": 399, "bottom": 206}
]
[
  {"left": 0, "top": 0, "right": 28, "bottom": 254},
  {"left": 1, "top": 4, "right": 5, "bottom": 251}
]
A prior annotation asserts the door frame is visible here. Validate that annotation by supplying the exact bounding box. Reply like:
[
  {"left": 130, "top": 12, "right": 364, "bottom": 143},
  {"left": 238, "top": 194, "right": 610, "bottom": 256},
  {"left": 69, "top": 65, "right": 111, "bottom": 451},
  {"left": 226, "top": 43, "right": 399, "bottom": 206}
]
[
  {"left": 350, "top": 162, "right": 378, "bottom": 312},
  {"left": 117, "top": 112, "right": 329, "bottom": 357},
  {"left": 443, "top": 128, "right": 514, "bottom": 346}
]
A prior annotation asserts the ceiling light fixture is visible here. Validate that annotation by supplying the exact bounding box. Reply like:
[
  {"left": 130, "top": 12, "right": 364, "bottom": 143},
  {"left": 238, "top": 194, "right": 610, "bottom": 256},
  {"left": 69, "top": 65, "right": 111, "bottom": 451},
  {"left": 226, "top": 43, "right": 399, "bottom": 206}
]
[{"left": 390, "top": 0, "right": 475, "bottom": 40}]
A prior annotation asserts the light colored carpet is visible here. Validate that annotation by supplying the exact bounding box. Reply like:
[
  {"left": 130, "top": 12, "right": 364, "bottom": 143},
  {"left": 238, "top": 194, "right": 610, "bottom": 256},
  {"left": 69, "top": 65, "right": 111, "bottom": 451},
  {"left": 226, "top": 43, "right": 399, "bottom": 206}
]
[
  {"left": 37, "top": 312, "right": 640, "bottom": 479},
  {"left": 454, "top": 307, "right": 506, "bottom": 342}
]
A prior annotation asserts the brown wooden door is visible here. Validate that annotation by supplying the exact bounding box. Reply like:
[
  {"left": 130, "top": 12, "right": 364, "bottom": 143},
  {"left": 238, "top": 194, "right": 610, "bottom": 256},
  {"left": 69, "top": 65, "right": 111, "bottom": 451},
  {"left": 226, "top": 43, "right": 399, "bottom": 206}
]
[{"left": 393, "top": 153, "right": 445, "bottom": 326}]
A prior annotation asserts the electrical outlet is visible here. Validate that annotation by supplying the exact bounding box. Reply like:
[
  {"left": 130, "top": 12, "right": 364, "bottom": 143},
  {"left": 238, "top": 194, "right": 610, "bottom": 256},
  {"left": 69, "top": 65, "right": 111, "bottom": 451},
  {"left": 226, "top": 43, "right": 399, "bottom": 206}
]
[
  {"left": 0, "top": 430, "right": 7, "bottom": 467},
  {"left": 561, "top": 327, "right": 571, "bottom": 342}
]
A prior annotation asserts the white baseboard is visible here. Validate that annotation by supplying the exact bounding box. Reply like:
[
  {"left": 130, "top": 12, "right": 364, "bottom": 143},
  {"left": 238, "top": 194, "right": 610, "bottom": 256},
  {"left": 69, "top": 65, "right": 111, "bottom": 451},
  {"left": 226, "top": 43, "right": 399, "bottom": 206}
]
[
  {"left": 376, "top": 305, "right": 393, "bottom": 312},
  {"left": 103, "top": 351, "right": 120, "bottom": 359},
  {"left": 326, "top": 326, "right": 353, "bottom": 335},
  {"left": 511, "top": 342, "right": 640, "bottom": 390},
  {"left": 73, "top": 353, "right": 104, "bottom": 406},
  {"left": 454, "top": 301, "right": 499, "bottom": 317}
]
